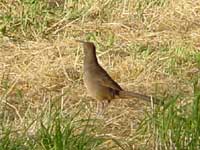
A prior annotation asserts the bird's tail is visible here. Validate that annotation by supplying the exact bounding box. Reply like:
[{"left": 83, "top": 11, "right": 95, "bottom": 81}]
[{"left": 118, "top": 90, "right": 161, "bottom": 104}]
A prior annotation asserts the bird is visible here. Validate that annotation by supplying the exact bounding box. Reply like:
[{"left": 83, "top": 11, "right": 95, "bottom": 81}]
[{"left": 77, "top": 40, "right": 161, "bottom": 114}]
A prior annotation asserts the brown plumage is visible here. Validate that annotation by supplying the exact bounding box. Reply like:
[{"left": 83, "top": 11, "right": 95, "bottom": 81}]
[{"left": 77, "top": 40, "right": 160, "bottom": 113}]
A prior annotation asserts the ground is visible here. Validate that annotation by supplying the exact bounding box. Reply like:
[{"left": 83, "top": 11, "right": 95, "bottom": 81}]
[{"left": 0, "top": 0, "right": 200, "bottom": 149}]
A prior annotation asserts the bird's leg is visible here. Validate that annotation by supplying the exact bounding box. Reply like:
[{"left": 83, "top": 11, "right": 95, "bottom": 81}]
[
  {"left": 96, "top": 101, "right": 101, "bottom": 115},
  {"left": 96, "top": 100, "right": 109, "bottom": 116},
  {"left": 102, "top": 100, "right": 109, "bottom": 111}
]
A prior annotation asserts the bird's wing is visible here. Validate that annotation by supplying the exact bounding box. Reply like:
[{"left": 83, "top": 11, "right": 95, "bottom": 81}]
[{"left": 96, "top": 67, "right": 123, "bottom": 91}]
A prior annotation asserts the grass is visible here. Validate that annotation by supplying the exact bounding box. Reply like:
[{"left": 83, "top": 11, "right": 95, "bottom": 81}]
[
  {"left": 0, "top": 0, "right": 200, "bottom": 149},
  {"left": 138, "top": 80, "right": 200, "bottom": 149},
  {"left": 0, "top": 106, "right": 108, "bottom": 150}
]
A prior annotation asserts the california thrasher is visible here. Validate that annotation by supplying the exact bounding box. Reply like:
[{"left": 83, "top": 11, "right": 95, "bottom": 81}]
[{"left": 77, "top": 40, "right": 160, "bottom": 113}]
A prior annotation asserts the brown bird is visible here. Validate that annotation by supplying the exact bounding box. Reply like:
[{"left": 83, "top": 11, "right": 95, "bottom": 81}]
[{"left": 77, "top": 40, "right": 160, "bottom": 114}]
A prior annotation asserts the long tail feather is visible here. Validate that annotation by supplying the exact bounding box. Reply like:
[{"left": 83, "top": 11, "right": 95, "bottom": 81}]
[{"left": 118, "top": 91, "right": 162, "bottom": 105}]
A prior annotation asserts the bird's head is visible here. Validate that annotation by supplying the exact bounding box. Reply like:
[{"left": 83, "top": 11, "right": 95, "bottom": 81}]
[{"left": 76, "top": 40, "right": 96, "bottom": 56}]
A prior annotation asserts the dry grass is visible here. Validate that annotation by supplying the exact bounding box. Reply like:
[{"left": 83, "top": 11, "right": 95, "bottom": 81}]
[{"left": 0, "top": 0, "right": 200, "bottom": 149}]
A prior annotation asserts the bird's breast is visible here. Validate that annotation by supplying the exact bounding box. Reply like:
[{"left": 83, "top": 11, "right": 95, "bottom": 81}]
[{"left": 83, "top": 71, "right": 98, "bottom": 97}]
